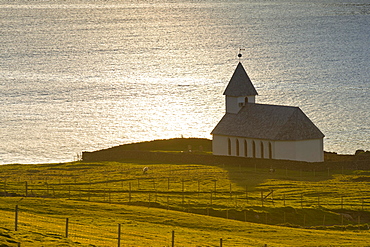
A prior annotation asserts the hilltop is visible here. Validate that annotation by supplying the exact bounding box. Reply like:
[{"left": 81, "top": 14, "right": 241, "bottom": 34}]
[{"left": 82, "top": 137, "right": 370, "bottom": 170}]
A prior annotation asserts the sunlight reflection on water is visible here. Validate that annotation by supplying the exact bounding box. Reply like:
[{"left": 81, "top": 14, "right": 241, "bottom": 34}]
[{"left": 0, "top": 0, "right": 369, "bottom": 164}]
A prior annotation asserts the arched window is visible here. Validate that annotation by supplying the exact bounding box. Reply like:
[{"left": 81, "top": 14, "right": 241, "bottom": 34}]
[
  {"left": 245, "top": 97, "right": 249, "bottom": 104},
  {"left": 236, "top": 139, "right": 240, "bottom": 156},
  {"left": 244, "top": 140, "right": 248, "bottom": 157},
  {"left": 260, "top": 142, "right": 264, "bottom": 159},
  {"left": 228, "top": 138, "right": 231, "bottom": 156},
  {"left": 269, "top": 142, "right": 272, "bottom": 159},
  {"left": 252, "top": 141, "right": 256, "bottom": 158}
]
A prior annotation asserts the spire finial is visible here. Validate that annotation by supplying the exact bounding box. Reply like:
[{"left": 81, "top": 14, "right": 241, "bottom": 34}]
[{"left": 238, "top": 48, "right": 245, "bottom": 61}]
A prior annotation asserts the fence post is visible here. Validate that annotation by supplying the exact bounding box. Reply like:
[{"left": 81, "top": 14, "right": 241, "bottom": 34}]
[
  {"left": 181, "top": 179, "right": 184, "bottom": 193},
  {"left": 129, "top": 182, "right": 132, "bottom": 203},
  {"left": 323, "top": 214, "right": 326, "bottom": 226},
  {"left": 245, "top": 185, "right": 248, "bottom": 203},
  {"left": 25, "top": 182, "right": 28, "bottom": 197},
  {"left": 283, "top": 212, "right": 286, "bottom": 223},
  {"left": 214, "top": 180, "right": 217, "bottom": 194},
  {"left": 301, "top": 194, "right": 303, "bottom": 208},
  {"left": 15, "top": 205, "right": 19, "bottom": 231},
  {"left": 108, "top": 189, "right": 111, "bottom": 203},
  {"left": 358, "top": 216, "right": 361, "bottom": 229},
  {"left": 229, "top": 183, "right": 232, "bottom": 198},
  {"left": 197, "top": 180, "right": 200, "bottom": 197},
  {"left": 118, "top": 223, "right": 121, "bottom": 247},
  {"left": 220, "top": 238, "right": 223, "bottom": 247},
  {"left": 171, "top": 230, "right": 175, "bottom": 247},
  {"left": 4, "top": 179, "right": 7, "bottom": 196},
  {"left": 261, "top": 191, "right": 264, "bottom": 207},
  {"left": 65, "top": 218, "right": 69, "bottom": 238}
]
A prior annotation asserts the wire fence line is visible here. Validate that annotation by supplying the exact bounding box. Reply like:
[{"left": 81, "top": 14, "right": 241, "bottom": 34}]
[
  {"left": 0, "top": 208, "right": 209, "bottom": 247},
  {"left": 1, "top": 178, "right": 369, "bottom": 212},
  {"left": 1, "top": 203, "right": 369, "bottom": 247},
  {"left": 0, "top": 208, "right": 144, "bottom": 246}
]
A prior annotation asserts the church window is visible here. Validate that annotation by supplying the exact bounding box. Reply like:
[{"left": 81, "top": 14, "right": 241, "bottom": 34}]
[
  {"left": 269, "top": 142, "right": 272, "bottom": 159},
  {"left": 261, "top": 142, "right": 264, "bottom": 159},
  {"left": 228, "top": 138, "right": 231, "bottom": 156},
  {"left": 252, "top": 141, "right": 256, "bottom": 158},
  {"left": 236, "top": 139, "right": 240, "bottom": 156},
  {"left": 244, "top": 140, "right": 248, "bottom": 157},
  {"left": 245, "top": 97, "right": 248, "bottom": 104}
]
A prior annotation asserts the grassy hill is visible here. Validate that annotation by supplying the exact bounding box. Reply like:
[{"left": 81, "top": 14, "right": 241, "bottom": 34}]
[{"left": 1, "top": 138, "right": 370, "bottom": 246}]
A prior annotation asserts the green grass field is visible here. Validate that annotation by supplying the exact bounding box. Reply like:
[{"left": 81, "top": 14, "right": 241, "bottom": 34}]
[{"left": 0, "top": 139, "right": 370, "bottom": 246}]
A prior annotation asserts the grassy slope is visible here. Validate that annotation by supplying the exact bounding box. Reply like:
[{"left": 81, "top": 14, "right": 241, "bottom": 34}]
[
  {"left": 1, "top": 138, "right": 370, "bottom": 246},
  {"left": 0, "top": 197, "right": 369, "bottom": 247}
]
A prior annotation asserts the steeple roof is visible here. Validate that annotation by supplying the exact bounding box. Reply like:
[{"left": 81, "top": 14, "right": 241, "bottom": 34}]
[{"left": 223, "top": 62, "right": 258, "bottom": 96}]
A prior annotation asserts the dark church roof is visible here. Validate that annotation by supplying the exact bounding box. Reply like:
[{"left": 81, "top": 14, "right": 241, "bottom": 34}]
[
  {"left": 211, "top": 103, "right": 325, "bottom": 141},
  {"left": 223, "top": 62, "right": 258, "bottom": 96}
]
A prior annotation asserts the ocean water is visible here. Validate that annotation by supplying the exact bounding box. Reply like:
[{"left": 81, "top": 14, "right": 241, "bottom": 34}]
[{"left": 0, "top": 0, "right": 369, "bottom": 165}]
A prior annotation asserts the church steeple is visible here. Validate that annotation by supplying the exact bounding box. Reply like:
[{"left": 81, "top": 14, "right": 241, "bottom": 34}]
[{"left": 224, "top": 62, "right": 258, "bottom": 114}]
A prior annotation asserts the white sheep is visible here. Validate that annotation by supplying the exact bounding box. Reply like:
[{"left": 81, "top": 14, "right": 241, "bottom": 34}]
[{"left": 143, "top": 167, "right": 149, "bottom": 174}]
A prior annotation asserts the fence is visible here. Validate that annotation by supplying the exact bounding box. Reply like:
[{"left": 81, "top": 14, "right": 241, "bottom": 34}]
[
  {"left": 2, "top": 177, "right": 369, "bottom": 211},
  {"left": 1, "top": 177, "right": 369, "bottom": 228},
  {"left": 2, "top": 207, "right": 230, "bottom": 247},
  {"left": 1, "top": 204, "right": 369, "bottom": 247},
  {"left": 2, "top": 163, "right": 370, "bottom": 232}
]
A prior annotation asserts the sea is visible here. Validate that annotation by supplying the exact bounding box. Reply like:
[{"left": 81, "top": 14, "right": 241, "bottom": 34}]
[{"left": 0, "top": 0, "right": 369, "bottom": 165}]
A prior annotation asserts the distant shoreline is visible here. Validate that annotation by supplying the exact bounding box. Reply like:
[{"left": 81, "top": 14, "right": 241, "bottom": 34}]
[
  {"left": 2, "top": 138, "right": 368, "bottom": 166},
  {"left": 80, "top": 138, "right": 370, "bottom": 170}
]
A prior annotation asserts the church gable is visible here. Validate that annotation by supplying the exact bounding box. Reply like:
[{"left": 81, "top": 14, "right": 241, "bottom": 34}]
[{"left": 274, "top": 108, "right": 325, "bottom": 140}]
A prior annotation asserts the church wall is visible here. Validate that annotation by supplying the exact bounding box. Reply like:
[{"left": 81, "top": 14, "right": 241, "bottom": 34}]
[
  {"left": 225, "top": 96, "right": 256, "bottom": 114},
  {"left": 295, "top": 139, "right": 324, "bottom": 162},
  {"left": 213, "top": 135, "right": 275, "bottom": 159},
  {"left": 225, "top": 96, "right": 239, "bottom": 114},
  {"left": 274, "top": 139, "right": 324, "bottom": 162},
  {"left": 212, "top": 135, "right": 230, "bottom": 156},
  {"left": 213, "top": 135, "right": 323, "bottom": 162},
  {"left": 274, "top": 141, "right": 296, "bottom": 161}
]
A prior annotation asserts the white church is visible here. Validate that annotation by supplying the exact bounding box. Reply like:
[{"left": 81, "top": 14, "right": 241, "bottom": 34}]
[{"left": 211, "top": 62, "right": 325, "bottom": 162}]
